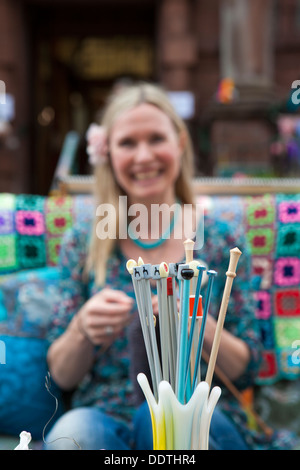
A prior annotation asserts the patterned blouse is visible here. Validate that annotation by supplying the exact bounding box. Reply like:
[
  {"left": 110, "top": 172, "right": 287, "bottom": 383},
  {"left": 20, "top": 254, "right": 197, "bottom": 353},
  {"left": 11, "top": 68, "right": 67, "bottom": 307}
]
[{"left": 47, "top": 213, "right": 297, "bottom": 450}]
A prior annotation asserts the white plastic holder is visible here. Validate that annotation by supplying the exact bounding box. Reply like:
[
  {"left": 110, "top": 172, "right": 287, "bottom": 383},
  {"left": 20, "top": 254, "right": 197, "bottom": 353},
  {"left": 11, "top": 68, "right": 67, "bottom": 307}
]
[{"left": 137, "top": 373, "right": 221, "bottom": 450}]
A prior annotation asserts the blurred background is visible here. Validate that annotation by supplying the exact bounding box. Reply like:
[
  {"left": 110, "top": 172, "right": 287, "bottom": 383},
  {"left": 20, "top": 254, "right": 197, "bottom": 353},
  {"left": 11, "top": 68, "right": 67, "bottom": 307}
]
[{"left": 0, "top": 0, "right": 300, "bottom": 196}]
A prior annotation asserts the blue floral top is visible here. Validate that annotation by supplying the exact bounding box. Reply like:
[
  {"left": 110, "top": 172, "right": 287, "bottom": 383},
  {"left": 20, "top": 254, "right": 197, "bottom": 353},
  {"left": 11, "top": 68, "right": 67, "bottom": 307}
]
[{"left": 47, "top": 213, "right": 296, "bottom": 449}]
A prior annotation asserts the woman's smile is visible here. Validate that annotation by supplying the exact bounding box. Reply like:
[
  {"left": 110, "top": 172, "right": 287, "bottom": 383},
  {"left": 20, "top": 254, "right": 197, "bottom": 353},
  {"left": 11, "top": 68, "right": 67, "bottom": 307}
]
[
  {"left": 109, "top": 103, "right": 184, "bottom": 203},
  {"left": 130, "top": 167, "right": 164, "bottom": 183}
]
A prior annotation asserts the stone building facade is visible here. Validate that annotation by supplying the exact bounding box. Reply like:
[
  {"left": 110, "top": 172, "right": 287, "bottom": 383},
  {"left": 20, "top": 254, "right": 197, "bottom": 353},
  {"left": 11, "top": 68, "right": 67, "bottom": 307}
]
[{"left": 0, "top": 0, "right": 299, "bottom": 194}]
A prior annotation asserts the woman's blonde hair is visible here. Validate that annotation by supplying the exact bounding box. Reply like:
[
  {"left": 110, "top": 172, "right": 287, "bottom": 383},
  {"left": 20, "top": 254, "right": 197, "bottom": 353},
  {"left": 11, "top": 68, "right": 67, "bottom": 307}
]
[{"left": 86, "top": 82, "right": 196, "bottom": 285}]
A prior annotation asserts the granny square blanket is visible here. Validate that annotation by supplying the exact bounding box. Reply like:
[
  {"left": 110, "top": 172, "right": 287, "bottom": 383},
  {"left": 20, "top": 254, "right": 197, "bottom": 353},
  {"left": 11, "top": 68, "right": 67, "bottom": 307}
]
[
  {"left": 1, "top": 192, "right": 300, "bottom": 385},
  {"left": 0, "top": 193, "right": 94, "bottom": 273},
  {"left": 206, "top": 194, "right": 300, "bottom": 384}
]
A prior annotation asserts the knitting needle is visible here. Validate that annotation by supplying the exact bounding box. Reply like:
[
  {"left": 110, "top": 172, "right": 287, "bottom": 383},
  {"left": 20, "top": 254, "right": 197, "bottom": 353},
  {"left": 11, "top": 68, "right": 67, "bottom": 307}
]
[
  {"left": 168, "top": 263, "right": 179, "bottom": 339},
  {"left": 184, "top": 264, "right": 206, "bottom": 393},
  {"left": 126, "top": 259, "right": 159, "bottom": 399},
  {"left": 138, "top": 259, "right": 162, "bottom": 394},
  {"left": 176, "top": 264, "right": 194, "bottom": 403},
  {"left": 182, "top": 240, "right": 195, "bottom": 399},
  {"left": 175, "top": 263, "right": 188, "bottom": 397},
  {"left": 183, "top": 240, "right": 206, "bottom": 396},
  {"left": 152, "top": 263, "right": 170, "bottom": 381},
  {"left": 183, "top": 238, "right": 195, "bottom": 268},
  {"left": 159, "top": 262, "right": 171, "bottom": 382},
  {"left": 166, "top": 278, "right": 177, "bottom": 390},
  {"left": 133, "top": 264, "right": 159, "bottom": 398},
  {"left": 183, "top": 262, "right": 201, "bottom": 401},
  {"left": 205, "top": 247, "right": 242, "bottom": 389},
  {"left": 192, "top": 269, "right": 217, "bottom": 392}
]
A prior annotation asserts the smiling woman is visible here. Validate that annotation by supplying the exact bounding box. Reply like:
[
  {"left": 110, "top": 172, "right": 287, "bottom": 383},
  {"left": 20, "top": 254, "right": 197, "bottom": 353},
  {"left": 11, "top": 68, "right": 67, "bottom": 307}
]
[
  {"left": 108, "top": 103, "right": 184, "bottom": 204},
  {"left": 87, "top": 83, "right": 195, "bottom": 285},
  {"left": 45, "top": 82, "right": 264, "bottom": 451}
]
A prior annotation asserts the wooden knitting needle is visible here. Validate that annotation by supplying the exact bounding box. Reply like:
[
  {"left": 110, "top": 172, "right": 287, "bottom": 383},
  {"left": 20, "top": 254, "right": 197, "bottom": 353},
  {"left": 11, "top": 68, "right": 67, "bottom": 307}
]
[
  {"left": 184, "top": 238, "right": 195, "bottom": 264},
  {"left": 205, "top": 247, "right": 242, "bottom": 389}
]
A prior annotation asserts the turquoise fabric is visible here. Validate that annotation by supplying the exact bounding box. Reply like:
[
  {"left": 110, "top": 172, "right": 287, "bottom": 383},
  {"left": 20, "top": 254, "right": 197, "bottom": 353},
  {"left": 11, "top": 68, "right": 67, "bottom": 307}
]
[
  {"left": 0, "top": 266, "right": 63, "bottom": 439},
  {"left": 0, "top": 335, "right": 62, "bottom": 440},
  {"left": 0, "top": 266, "right": 61, "bottom": 338}
]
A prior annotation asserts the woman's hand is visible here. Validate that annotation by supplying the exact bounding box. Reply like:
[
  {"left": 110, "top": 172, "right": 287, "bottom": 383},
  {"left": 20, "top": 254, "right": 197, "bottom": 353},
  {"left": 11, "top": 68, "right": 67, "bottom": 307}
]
[{"left": 76, "top": 288, "right": 133, "bottom": 347}]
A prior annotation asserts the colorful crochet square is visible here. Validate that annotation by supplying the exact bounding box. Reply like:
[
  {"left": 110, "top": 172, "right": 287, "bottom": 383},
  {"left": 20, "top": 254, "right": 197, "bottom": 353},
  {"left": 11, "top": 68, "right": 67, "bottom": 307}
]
[
  {"left": 45, "top": 212, "right": 73, "bottom": 236},
  {"left": 274, "top": 257, "right": 300, "bottom": 286},
  {"left": 0, "top": 235, "right": 17, "bottom": 271},
  {"left": 254, "top": 291, "right": 271, "bottom": 320},
  {"left": 15, "top": 194, "right": 45, "bottom": 212},
  {"left": 0, "top": 211, "right": 14, "bottom": 235},
  {"left": 246, "top": 228, "right": 274, "bottom": 255},
  {"left": 17, "top": 236, "right": 46, "bottom": 269},
  {"left": 74, "top": 195, "right": 94, "bottom": 222},
  {"left": 278, "top": 201, "right": 300, "bottom": 224},
  {"left": 274, "top": 289, "right": 300, "bottom": 317},
  {"left": 0, "top": 194, "right": 15, "bottom": 210},
  {"left": 246, "top": 196, "right": 275, "bottom": 226},
  {"left": 15, "top": 211, "right": 45, "bottom": 236},
  {"left": 276, "top": 224, "right": 300, "bottom": 257},
  {"left": 251, "top": 257, "right": 273, "bottom": 289},
  {"left": 257, "top": 351, "right": 278, "bottom": 382},
  {"left": 47, "top": 237, "right": 62, "bottom": 266},
  {"left": 273, "top": 317, "right": 300, "bottom": 349},
  {"left": 258, "top": 319, "right": 275, "bottom": 349},
  {"left": 211, "top": 196, "right": 243, "bottom": 227},
  {"left": 277, "top": 348, "right": 300, "bottom": 379},
  {"left": 46, "top": 196, "right": 73, "bottom": 212}
]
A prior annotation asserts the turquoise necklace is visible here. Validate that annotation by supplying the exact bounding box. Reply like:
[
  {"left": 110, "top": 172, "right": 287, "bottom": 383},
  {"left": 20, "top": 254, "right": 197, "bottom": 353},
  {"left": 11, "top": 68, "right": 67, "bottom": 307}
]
[{"left": 127, "top": 200, "right": 181, "bottom": 250}]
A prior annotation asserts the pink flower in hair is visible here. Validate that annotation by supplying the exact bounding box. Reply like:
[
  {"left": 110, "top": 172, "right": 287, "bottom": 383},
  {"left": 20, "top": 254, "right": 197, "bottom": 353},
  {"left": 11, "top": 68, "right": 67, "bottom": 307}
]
[{"left": 86, "top": 123, "right": 108, "bottom": 166}]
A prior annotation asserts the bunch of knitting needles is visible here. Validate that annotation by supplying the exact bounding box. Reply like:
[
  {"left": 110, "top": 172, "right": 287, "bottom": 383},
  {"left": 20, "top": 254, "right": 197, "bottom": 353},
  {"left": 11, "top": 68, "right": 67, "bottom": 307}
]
[{"left": 126, "top": 240, "right": 242, "bottom": 405}]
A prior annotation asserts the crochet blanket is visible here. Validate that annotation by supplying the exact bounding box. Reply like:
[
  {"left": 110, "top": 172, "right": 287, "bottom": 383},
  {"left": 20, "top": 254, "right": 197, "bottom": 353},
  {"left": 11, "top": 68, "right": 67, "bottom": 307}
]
[
  {"left": 1, "top": 192, "right": 300, "bottom": 385},
  {"left": 201, "top": 193, "right": 300, "bottom": 384}
]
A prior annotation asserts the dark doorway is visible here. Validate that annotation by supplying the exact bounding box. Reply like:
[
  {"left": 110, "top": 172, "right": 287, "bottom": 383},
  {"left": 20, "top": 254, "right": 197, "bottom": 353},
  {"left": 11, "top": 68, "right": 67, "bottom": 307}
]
[{"left": 26, "top": 1, "right": 156, "bottom": 194}]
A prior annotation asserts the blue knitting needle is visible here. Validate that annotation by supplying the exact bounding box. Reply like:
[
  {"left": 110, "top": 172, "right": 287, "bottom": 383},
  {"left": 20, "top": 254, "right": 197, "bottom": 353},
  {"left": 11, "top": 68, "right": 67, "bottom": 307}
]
[
  {"left": 192, "top": 269, "right": 217, "bottom": 392},
  {"left": 176, "top": 266, "right": 194, "bottom": 404},
  {"left": 184, "top": 265, "right": 206, "bottom": 392}
]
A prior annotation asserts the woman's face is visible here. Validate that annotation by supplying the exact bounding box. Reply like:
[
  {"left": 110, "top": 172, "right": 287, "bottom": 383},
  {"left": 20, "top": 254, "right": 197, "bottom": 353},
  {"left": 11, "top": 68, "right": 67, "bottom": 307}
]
[{"left": 108, "top": 103, "right": 184, "bottom": 203}]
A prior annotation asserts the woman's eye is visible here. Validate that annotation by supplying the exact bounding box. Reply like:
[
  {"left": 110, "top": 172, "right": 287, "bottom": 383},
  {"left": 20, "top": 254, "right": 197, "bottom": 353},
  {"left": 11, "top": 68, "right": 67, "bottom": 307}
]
[
  {"left": 119, "top": 138, "right": 135, "bottom": 147},
  {"left": 150, "top": 134, "right": 165, "bottom": 144}
]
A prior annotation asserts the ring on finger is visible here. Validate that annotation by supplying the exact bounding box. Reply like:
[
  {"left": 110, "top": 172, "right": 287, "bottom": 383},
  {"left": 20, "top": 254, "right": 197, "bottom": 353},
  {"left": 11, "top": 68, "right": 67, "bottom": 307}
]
[{"left": 105, "top": 325, "right": 114, "bottom": 336}]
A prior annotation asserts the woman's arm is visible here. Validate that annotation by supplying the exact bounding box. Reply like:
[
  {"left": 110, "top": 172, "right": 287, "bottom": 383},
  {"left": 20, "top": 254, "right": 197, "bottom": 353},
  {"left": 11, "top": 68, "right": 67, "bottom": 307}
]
[
  {"left": 48, "top": 289, "right": 133, "bottom": 390},
  {"left": 47, "top": 313, "right": 95, "bottom": 390},
  {"left": 202, "top": 314, "right": 251, "bottom": 382},
  {"left": 46, "top": 223, "right": 133, "bottom": 390}
]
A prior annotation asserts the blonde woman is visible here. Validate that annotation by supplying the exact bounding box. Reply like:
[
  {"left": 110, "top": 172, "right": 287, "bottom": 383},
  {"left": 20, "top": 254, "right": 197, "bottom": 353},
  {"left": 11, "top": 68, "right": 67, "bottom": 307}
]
[{"left": 45, "top": 83, "right": 265, "bottom": 450}]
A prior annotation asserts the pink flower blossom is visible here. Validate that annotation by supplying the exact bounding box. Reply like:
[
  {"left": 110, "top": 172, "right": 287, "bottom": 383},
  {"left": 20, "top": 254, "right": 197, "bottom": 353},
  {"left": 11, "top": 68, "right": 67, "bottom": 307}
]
[{"left": 86, "top": 123, "right": 108, "bottom": 166}]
